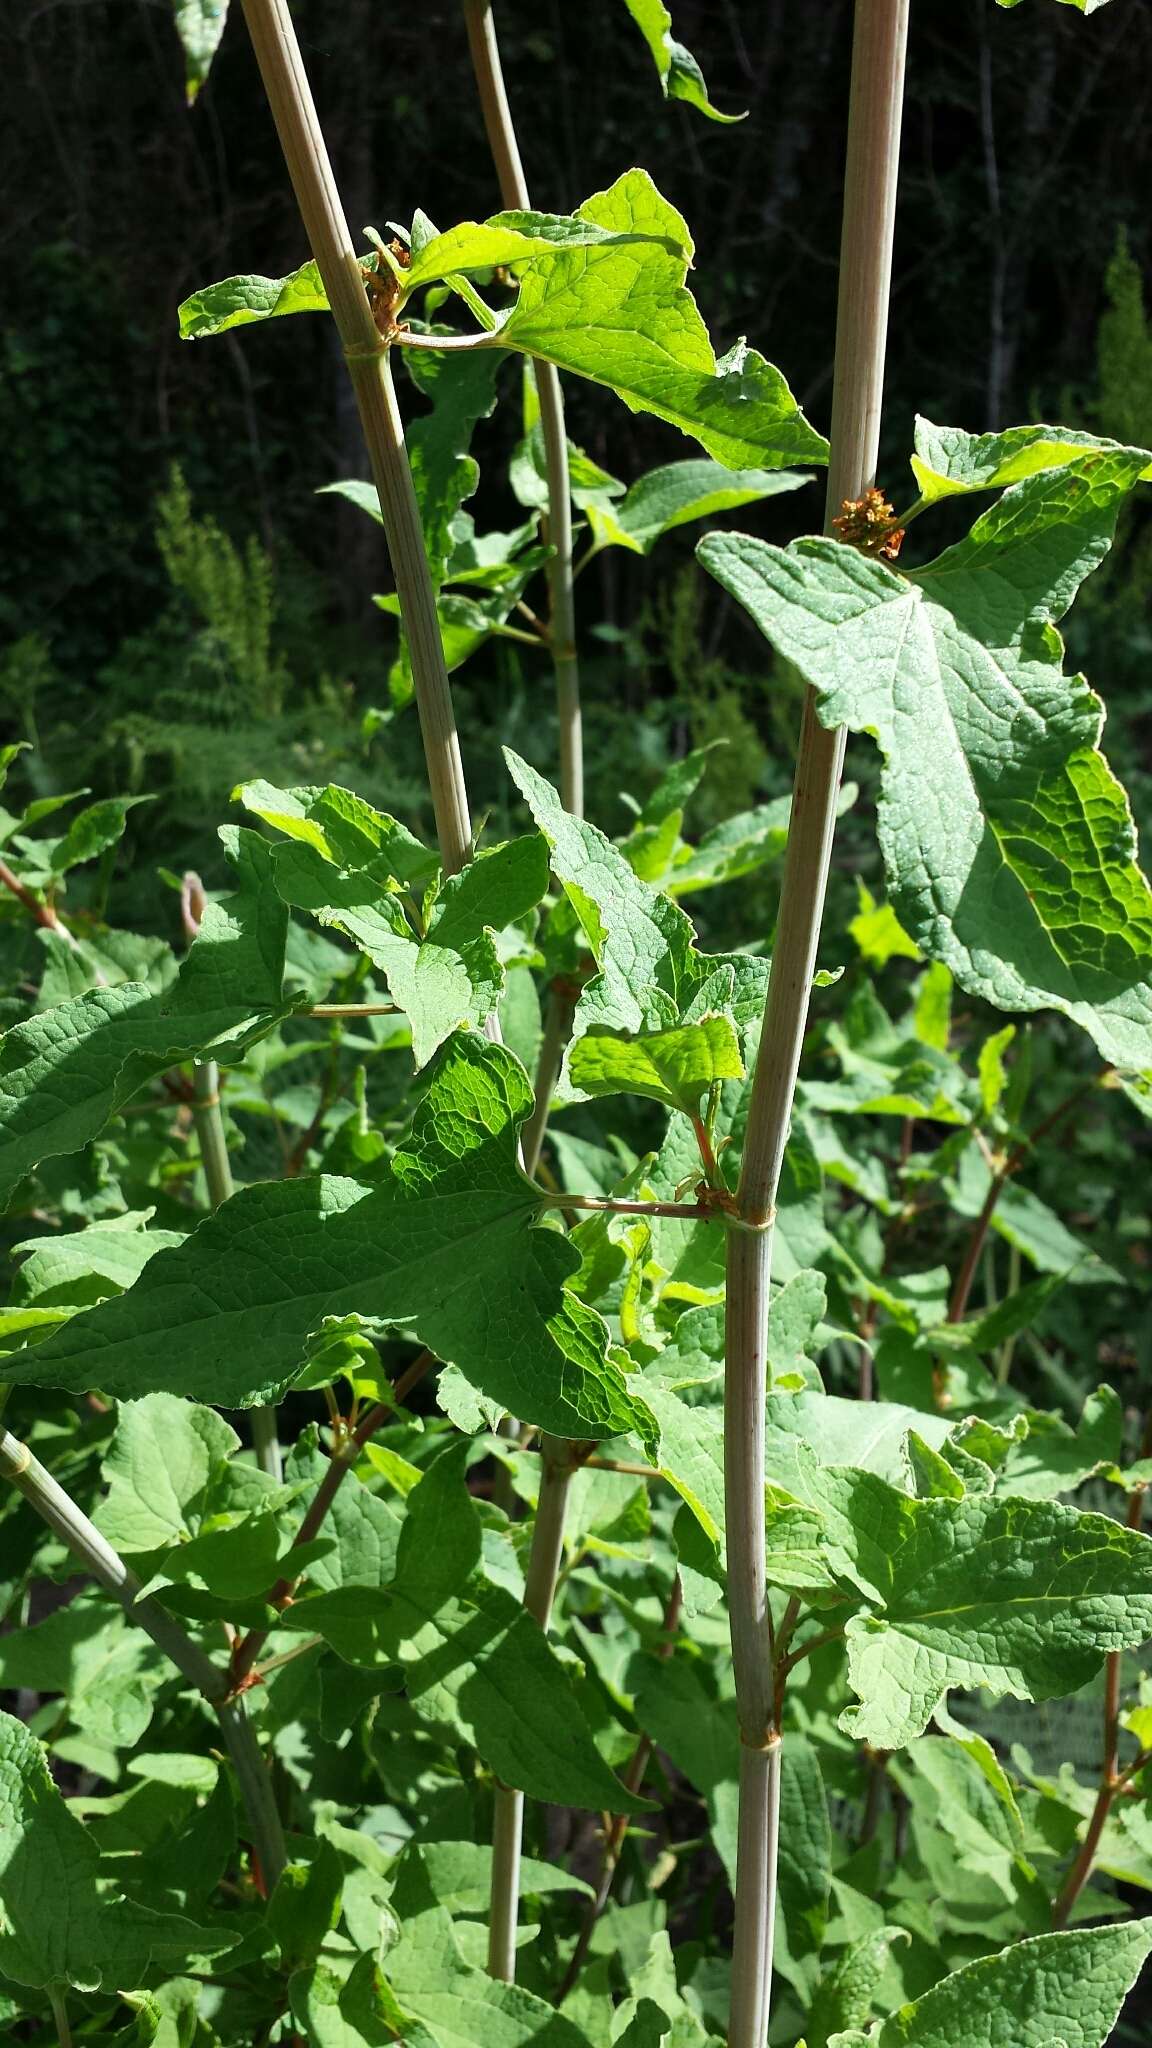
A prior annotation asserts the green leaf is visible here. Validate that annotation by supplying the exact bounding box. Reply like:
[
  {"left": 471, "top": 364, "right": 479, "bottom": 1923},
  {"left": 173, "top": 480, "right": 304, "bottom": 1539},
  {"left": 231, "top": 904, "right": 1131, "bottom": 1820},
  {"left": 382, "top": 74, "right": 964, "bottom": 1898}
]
[
  {"left": 10, "top": 1034, "right": 654, "bottom": 1445},
  {"left": 488, "top": 173, "right": 826, "bottom": 471},
  {"left": 776, "top": 1735, "right": 832, "bottom": 1962},
  {"left": 0, "top": 1710, "right": 237, "bottom": 1990},
  {"left": 415, "top": 1841, "right": 592, "bottom": 1912},
  {"left": 179, "top": 259, "right": 328, "bottom": 338},
  {"left": 286, "top": 1447, "right": 651, "bottom": 1812},
  {"left": 12, "top": 1213, "right": 185, "bottom": 1308},
  {"left": 95, "top": 1393, "right": 241, "bottom": 1552},
  {"left": 584, "top": 459, "right": 807, "bottom": 555},
  {"left": 270, "top": 833, "right": 544, "bottom": 1067},
  {"left": 322, "top": 349, "right": 505, "bottom": 592},
  {"left": 808, "top": 1929, "right": 907, "bottom": 2048},
  {"left": 621, "top": 0, "right": 746, "bottom": 121},
  {"left": 385, "top": 1886, "right": 592, "bottom": 2048},
  {"left": 172, "top": 0, "right": 229, "bottom": 103},
  {"left": 0, "top": 828, "right": 291, "bottom": 1208},
  {"left": 268, "top": 1841, "right": 345, "bottom": 1970},
  {"left": 827, "top": 1479, "right": 1152, "bottom": 1747},
  {"left": 506, "top": 750, "right": 766, "bottom": 1073},
  {"left": 827, "top": 1922, "right": 1152, "bottom": 2048},
  {"left": 910, "top": 415, "right": 1152, "bottom": 503},
  {"left": 49, "top": 796, "right": 150, "bottom": 876},
  {"left": 699, "top": 446, "right": 1152, "bottom": 1068},
  {"left": 401, "top": 201, "right": 690, "bottom": 295},
  {"left": 0, "top": 1596, "right": 160, "bottom": 1749},
  {"left": 568, "top": 1013, "right": 743, "bottom": 1117}
]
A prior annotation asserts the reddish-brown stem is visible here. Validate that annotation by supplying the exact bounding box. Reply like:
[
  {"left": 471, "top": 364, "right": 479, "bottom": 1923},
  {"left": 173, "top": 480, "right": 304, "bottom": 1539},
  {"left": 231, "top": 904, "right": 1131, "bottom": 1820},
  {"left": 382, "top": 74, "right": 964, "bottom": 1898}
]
[
  {"left": 691, "top": 1112, "right": 724, "bottom": 1187},
  {"left": 0, "top": 858, "right": 80, "bottom": 949},
  {"left": 947, "top": 1169, "right": 1006, "bottom": 1324},
  {"left": 948, "top": 1073, "right": 1104, "bottom": 1338},
  {"left": 228, "top": 1349, "right": 436, "bottom": 1689},
  {"left": 555, "top": 1577, "right": 682, "bottom": 2003},
  {"left": 1053, "top": 1466, "right": 1150, "bottom": 1928}
]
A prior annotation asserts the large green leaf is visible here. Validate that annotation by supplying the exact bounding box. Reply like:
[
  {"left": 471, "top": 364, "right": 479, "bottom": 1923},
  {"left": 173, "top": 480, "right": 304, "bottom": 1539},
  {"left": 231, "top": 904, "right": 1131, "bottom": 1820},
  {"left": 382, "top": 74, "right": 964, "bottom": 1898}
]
[
  {"left": 179, "top": 172, "right": 825, "bottom": 472},
  {"left": 283, "top": 1446, "right": 650, "bottom": 1813},
  {"left": 621, "top": 0, "right": 745, "bottom": 121},
  {"left": 0, "top": 1710, "right": 236, "bottom": 1990},
  {"left": 236, "top": 780, "right": 548, "bottom": 1066},
  {"left": 7, "top": 1035, "right": 653, "bottom": 1445},
  {"left": 488, "top": 173, "right": 826, "bottom": 471},
  {"left": 505, "top": 749, "right": 769, "bottom": 1070},
  {"left": 385, "top": 1885, "right": 591, "bottom": 2048},
  {"left": 910, "top": 416, "right": 1152, "bottom": 503},
  {"left": 699, "top": 445, "right": 1152, "bottom": 1069},
  {"left": 827, "top": 1922, "right": 1152, "bottom": 2048},
  {"left": 771, "top": 1453, "right": 1152, "bottom": 1746},
  {"left": 0, "top": 829, "right": 291, "bottom": 1209}
]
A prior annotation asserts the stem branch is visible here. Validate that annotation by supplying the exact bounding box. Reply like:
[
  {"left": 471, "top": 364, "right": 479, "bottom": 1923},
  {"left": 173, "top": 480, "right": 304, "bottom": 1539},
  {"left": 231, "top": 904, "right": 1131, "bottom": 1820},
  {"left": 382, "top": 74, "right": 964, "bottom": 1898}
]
[
  {"left": 0, "top": 1425, "right": 285, "bottom": 1889},
  {"left": 722, "top": 8, "right": 909, "bottom": 2043},
  {"left": 239, "top": 0, "right": 474, "bottom": 874}
]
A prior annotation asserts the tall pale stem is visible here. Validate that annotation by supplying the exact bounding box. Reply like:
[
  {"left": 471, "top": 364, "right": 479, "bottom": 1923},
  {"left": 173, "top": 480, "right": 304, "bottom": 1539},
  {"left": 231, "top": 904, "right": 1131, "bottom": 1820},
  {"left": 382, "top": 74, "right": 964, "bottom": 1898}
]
[
  {"left": 463, "top": 0, "right": 582, "bottom": 817},
  {"left": 487, "top": 1433, "right": 575, "bottom": 1978},
  {"left": 239, "top": 0, "right": 474, "bottom": 875},
  {"left": 462, "top": 1, "right": 583, "bottom": 1980},
  {"left": 191, "top": 1060, "right": 282, "bottom": 1483},
  {"left": 0, "top": 1425, "right": 286, "bottom": 1889},
  {"left": 723, "top": 7, "right": 910, "bottom": 2046}
]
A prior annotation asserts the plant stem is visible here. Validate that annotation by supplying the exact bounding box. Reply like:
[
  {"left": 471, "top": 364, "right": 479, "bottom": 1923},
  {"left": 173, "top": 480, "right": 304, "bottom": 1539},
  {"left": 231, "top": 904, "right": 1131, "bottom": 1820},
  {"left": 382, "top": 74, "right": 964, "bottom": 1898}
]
[
  {"left": 462, "top": 0, "right": 583, "bottom": 818},
  {"left": 228, "top": 1348, "right": 436, "bottom": 1688},
  {"left": 238, "top": 0, "right": 474, "bottom": 875},
  {"left": 191, "top": 1059, "right": 282, "bottom": 1484},
  {"left": 722, "top": 8, "right": 909, "bottom": 2045},
  {"left": 536, "top": 1192, "right": 711, "bottom": 1221},
  {"left": 0, "top": 1423, "right": 285, "bottom": 1889},
  {"left": 556, "top": 1576, "right": 682, "bottom": 2003},
  {"left": 0, "top": 860, "right": 80, "bottom": 949},
  {"left": 948, "top": 1165, "right": 1005, "bottom": 1323},
  {"left": 1053, "top": 1454, "right": 1151, "bottom": 1928},
  {"left": 488, "top": 1434, "right": 576, "bottom": 1980},
  {"left": 307, "top": 1003, "right": 399, "bottom": 1018},
  {"left": 522, "top": 986, "right": 577, "bottom": 1180},
  {"left": 48, "top": 1984, "right": 72, "bottom": 2048},
  {"left": 457, "top": 31, "right": 585, "bottom": 1975}
]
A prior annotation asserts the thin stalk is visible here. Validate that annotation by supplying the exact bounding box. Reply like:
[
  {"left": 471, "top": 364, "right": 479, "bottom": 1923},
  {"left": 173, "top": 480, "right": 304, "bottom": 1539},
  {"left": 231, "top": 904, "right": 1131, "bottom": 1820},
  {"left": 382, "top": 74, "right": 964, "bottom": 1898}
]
[
  {"left": 536, "top": 1192, "right": 710, "bottom": 1221},
  {"left": 238, "top": 0, "right": 474, "bottom": 875},
  {"left": 48, "top": 1985, "right": 73, "bottom": 2048},
  {"left": 457, "top": 29, "right": 586, "bottom": 1978},
  {"left": 948, "top": 1165, "right": 1005, "bottom": 1323},
  {"left": 556, "top": 1577, "right": 682, "bottom": 2003},
  {"left": 229, "top": 1347, "right": 436, "bottom": 1687},
  {"left": 463, "top": 0, "right": 583, "bottom": 818},
  {"left": 308, "top": 1003, "right": 399, "bottom": 1018},
  {"left": 1053, "top": 1446, "right": 1152, "bottom": 1928},
  {"left": 722, "top": 9, "right": 909, "bottom": 2046},
  {"left": 488, "top": 1433, "right": 576, "bottom": 1980},
  {"left": 191, "top": 1060, "right": 282, "bottom": 1484},
  {"left": 0, "top": 860, "right": 81, "bottom": 950},
  {"left": 0, "top": 1424, "right": 285, "bottom": 1889},
  {"left": 522, "top": 986, "right": 576, "bottom": 1179}
]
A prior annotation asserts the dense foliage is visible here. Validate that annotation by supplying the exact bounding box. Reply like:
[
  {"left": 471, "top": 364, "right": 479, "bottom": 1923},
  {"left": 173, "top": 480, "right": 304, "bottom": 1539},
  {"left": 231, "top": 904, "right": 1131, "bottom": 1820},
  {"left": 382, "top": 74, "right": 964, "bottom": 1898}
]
[{"left": 3, "top": 4, "right": 1152, "bottom": 2048}]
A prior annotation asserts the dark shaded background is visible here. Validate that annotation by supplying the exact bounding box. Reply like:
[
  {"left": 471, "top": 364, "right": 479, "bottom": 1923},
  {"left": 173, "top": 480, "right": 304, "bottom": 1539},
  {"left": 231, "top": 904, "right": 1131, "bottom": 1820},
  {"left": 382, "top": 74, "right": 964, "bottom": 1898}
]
[{"left": 1, "top": 0, "right": 1151, "bottom": 884}]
